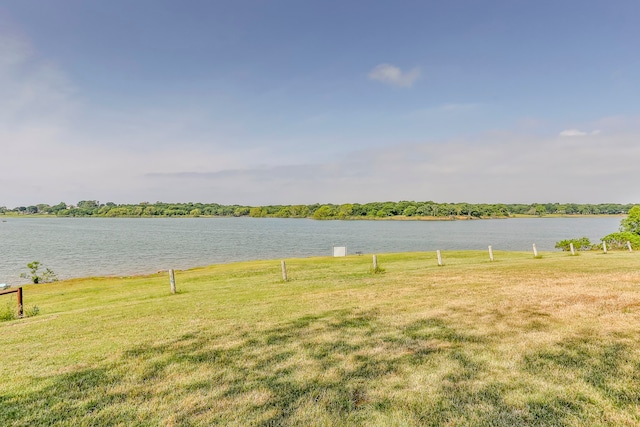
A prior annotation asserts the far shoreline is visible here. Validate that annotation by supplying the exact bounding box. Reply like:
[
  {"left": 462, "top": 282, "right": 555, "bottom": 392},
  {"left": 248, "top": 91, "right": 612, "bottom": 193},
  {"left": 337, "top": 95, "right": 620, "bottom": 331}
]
[{"left": 0, "top": 213, "right": 627, "bottom": 221}]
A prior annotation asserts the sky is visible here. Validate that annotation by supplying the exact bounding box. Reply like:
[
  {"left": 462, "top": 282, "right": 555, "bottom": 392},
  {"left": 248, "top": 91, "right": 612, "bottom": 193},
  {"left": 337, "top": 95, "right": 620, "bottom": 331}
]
[{"left": 1, "top": 0, "right": 639, "bottom": 208}]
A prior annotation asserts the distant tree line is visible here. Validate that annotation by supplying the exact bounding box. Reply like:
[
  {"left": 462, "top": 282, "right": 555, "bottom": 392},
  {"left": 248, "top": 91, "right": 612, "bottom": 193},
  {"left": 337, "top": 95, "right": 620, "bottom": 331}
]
[{"left": 0, "top": 201, "right": 635, "bottom": 219}]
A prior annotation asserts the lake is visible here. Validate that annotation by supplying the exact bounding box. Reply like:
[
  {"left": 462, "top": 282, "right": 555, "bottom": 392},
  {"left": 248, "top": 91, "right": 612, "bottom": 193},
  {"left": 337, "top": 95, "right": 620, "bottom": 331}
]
[{"left": 0, "top": 216, "right": 621, "bottom": 283}]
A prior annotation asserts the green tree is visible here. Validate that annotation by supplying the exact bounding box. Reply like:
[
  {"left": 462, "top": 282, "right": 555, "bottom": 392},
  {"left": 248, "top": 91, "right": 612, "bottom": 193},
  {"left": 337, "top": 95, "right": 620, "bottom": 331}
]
[
  {"left": 274, "top": 207, "right": 291, "bottom": 218},
  {"left": 313, "top": 205, "right": 335, "bottom": 220},
  {"left": 337, "top": 204, "right": 353, "bottom": 219},
  {"left": 249, "top": 207, "right": 267, "bottom": 218},
  {"left": 621, "top": 205, "right": 640, "bottom": 235},
  {"left": 599, "top": 205, "right": 640, "bottom": 250},
  {"left": 601, "top": 232, "right": 640, "bottom": 250},
  {"left": 77, "top": 200, "right": 99, "bottom": 210},
  {"left": 288, "top": 205, "right": 309, "bottom": 218},
  {"left": 403, "top": 206, "right": 417, "bottom": 217}
]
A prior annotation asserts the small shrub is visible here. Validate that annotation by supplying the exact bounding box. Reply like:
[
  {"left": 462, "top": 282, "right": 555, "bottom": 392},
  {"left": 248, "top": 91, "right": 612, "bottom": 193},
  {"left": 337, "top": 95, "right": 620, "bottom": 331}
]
[
  {"left": 0, "top": 304, "right": 40, "bottom": 321},
  {"left": 601, "top": 232, "right": 640, "bottom": 250},
  {"left": 369, "top": 265, "right": 385, "bottom": 274},
  {"left": 25, "top": 305, "right": 40, "bottom": 317},
  {"left": 554, "top": 237, "right": 593, "bottom": 252},
  {"left": 0, "top": 303, "right": 17, "bottom": 321},
  {"left": 20, "top": 261, "right": 58, "bottom": 284}
]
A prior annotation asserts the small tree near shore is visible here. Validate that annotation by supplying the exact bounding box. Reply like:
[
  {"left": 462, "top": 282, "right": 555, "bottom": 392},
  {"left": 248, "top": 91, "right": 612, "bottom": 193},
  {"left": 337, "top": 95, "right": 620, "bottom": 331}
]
[{"left": 20, "top": 261, "right": 58, "bottom": 284}]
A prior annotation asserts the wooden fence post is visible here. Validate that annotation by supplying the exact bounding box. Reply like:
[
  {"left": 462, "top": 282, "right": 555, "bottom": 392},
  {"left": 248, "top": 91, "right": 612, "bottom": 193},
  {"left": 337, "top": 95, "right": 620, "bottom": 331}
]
[
  {"left": 437, "top": 250, "right": 443, "bottom": 266},
  {"left": 17, "top": 287, "right": 23, "bottom": 318},
  {"left": 281, "top": 260, "right": 288, "bottom": 281},
  {"left": 628, "top": 241, "right": 633, "bottom": 252},
  {"left": 169, "top": 269, "right": 176, "bottom": 294},
  {"left": 372, "top": 254, "right": 378, "bottom": 270},
  {"left": 570, "top": 242, "right": 575, "bottom": 256},
  {"left": 532, "top": 244, "right": 538, "bottom": 257},
  {"left": 0, "top": 287, "right": 23, "bottom": 318},
  {"left": 603, "top": 241, "right": 608, "bottom": 254},
  {"left": 488, "top": 245, "right": 494, "bottom": 262}
]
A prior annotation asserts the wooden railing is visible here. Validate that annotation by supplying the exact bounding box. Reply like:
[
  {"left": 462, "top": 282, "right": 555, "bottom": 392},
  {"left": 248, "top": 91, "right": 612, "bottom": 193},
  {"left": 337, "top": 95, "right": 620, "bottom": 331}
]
[{"left": 0, "top": 287, "right": 23, "bottom": 317}]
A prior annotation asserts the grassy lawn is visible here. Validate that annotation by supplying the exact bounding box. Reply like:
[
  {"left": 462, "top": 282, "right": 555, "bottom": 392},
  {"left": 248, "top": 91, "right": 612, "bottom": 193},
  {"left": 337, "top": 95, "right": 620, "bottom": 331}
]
[{"left": 1, "top": 250, "right": 639, "bottom": 426}]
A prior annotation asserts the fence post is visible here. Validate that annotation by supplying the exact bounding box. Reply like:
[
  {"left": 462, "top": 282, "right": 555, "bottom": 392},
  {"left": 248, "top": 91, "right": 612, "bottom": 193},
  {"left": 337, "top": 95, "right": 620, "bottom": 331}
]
[
  {"left": 628, "top": 241, "right": 633, "bottom": 252},
  {"left": 169, "top": 269, "right": 176, "bottom": 294},
  {"left": 488, "top": 245, "right": 494, "bottom": 262},
  {"left": 570, "top": 242, "right": 575, "bottom": 256},
  {"left": 17, "top": 287, "right": 23, "bottom": 318},
  {"left": 603, "top": 241, "right": 607, "bottom": 254},
  {"left": 437, "top": 250, "right": 443, "bottom": 266},
  {"left": 532, "top": 244, "right": 538, "bottom": 257},
  {"left": 281, "top": 260, "right": 288, "bottom": 281},
  {"left": 372, "top": 254, "right": 378, "bottom": 270}
]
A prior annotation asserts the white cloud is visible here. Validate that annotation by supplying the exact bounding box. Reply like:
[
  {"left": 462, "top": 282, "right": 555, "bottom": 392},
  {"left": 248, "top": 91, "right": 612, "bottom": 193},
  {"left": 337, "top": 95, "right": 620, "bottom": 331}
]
[
  {"left": 559, "top": 129, "right": 602, "bottom": 137},
  {"left": 368, "top": 63, "right": 420, "bottom": 87}
]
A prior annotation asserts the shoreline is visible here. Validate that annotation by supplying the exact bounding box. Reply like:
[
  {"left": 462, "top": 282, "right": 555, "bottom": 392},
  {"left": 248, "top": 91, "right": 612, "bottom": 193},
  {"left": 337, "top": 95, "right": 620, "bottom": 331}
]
[
  {"left": 4, "top": 216, "right": 623, "bottom": 285},
  {"left": 1, "top": 213, "right": 627, "bottom": 220},
  {"left": 12, "top": 247, "right": 600, "bottom": 286}
]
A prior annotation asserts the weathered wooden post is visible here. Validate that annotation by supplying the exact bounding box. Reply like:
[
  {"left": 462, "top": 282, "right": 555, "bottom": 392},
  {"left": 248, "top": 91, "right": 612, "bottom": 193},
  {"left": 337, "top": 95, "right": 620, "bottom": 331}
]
[
  {"left": 603, "top": 241, "right": 608, "bottom": 254},
  {"left": 437, "top": 250, "right": 443, "bottom": 266},
  {"left": 281, "top": 260, "right": 288, "bottom": 281},
  {"left": 570, "top": 242, "right": 575, "bottom": 256},
  {"left": 532, "top": 244, "right": 538, "bottom": 257},
  {"left": 0, "top": 287, "right": 23, "bottom": 318},
  {"left": 169, "top": 269, "right": 176, "bottom": 294},
  {"left": 17, "top": 287, "right": 23, "bottom": 318},
  {"left": 488, "top": 245, "right": 494, "bottom": 262},
  {"left": 372, "top": 254, "right": 378, "bottom": 271},
  {"left": 627, "top": 241, "right": 633, "bottom": 252}
]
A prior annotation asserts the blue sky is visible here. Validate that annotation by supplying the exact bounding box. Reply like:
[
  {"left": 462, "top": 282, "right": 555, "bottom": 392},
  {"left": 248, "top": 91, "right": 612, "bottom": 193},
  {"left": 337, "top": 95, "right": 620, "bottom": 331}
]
[{"left": 1, "top": 0, "right": 639, "bottom": 207}]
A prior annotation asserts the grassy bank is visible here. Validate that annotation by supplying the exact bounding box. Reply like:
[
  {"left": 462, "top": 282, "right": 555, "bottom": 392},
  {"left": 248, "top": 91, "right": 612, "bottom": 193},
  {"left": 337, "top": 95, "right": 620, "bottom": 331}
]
[{"left": 2, "top": 250, "right": 639, "bottom": 426}]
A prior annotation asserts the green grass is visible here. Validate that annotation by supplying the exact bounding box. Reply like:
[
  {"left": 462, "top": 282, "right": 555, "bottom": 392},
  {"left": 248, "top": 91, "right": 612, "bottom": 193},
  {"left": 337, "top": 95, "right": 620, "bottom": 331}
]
[{"left": 1, "top": 250, "right": 640, "bottom": 426}]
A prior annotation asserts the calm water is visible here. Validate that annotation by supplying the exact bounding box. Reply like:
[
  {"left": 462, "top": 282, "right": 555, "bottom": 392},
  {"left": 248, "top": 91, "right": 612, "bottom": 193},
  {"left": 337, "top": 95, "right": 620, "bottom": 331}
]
[{"left": 0, "top": 216, "right": 621, "bottom": 283}]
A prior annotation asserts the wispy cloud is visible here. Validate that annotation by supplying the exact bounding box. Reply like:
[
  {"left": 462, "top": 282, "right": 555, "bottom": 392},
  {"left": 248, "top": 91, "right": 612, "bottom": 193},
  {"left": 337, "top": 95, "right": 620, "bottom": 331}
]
[
  {"left": 559, "top": 129, "right": 601, "bottom": 137},
  {"left": 134, "top": 127, "right": 640, "bottom": 205},
  {"left": 368, "top": 63, "right": 420, "bottom": 87}
]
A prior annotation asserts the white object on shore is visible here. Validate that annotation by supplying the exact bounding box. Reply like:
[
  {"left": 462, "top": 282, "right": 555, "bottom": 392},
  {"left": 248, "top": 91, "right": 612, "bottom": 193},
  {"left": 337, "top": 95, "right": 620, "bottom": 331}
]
[
  {"left": 0, "top": 283, "right": 9, "bottom": 290},
  {"left": 333, "top": 246, "right": 347, "bottom": 257}
]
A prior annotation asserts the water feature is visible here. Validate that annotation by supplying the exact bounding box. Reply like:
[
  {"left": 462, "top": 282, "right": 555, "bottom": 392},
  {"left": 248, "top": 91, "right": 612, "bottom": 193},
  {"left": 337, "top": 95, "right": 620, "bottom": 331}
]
[{"left": 0, "top": 216, "right": 621, "bottom": 282}]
